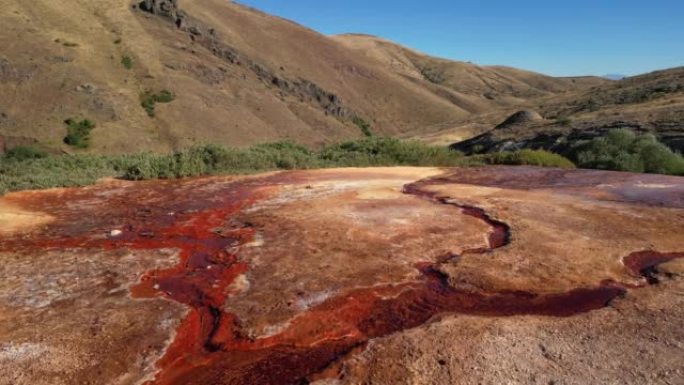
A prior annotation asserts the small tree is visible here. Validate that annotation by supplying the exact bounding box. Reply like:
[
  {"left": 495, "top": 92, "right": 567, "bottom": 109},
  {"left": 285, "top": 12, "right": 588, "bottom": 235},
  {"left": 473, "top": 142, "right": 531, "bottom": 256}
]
[
  {"left": 141, "top": 90, "right": 175, "bottom": 117},
  {"left": 570, "top": 129, "right": 684, "bottom": 175},
  {"left": 352, "top": 116, "right": 373, "bottom": 137},
  {"left": 63, "top": 118, "right": 95, "bottom": 149},
  {"left": 121, "top": 55, "right": 133, "bottom": 69}
]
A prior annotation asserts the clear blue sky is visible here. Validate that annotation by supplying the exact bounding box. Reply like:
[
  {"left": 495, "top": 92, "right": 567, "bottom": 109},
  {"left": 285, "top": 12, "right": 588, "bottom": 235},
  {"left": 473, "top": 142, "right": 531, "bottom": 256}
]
[{"left": 236, "top": 0, "right": 684, "bottom": 77}]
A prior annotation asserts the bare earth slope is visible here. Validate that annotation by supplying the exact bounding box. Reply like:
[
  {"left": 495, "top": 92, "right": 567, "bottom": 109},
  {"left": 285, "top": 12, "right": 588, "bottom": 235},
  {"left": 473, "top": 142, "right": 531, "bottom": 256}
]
[
  {"left": 1, "top": 167, "right": 683, "bottom": 384},
  {"left": 0, "top": 0, "right": 599, "bottom": 154}
]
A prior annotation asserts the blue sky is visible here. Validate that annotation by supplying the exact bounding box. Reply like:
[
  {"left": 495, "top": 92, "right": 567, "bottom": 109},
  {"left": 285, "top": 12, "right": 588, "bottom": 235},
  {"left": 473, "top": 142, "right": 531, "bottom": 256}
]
[{"left": 236, "top": 0, "right": 684, "bottom": 77}]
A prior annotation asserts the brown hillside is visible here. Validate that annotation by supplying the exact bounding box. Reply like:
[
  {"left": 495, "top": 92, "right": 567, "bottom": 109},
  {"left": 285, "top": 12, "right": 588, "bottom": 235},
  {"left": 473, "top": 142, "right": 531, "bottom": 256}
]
[
  {"left": 0, "top": 0, "right": 602, "bottom": 154},
  {"left": 451, "top": 67, "right": 684, "bottom": 154},
  {"left": 333, "top": 34, "right": 606, "bottom": 103},
  {"left": 333, "top": 34, "right": 608, "bottom": 143}
]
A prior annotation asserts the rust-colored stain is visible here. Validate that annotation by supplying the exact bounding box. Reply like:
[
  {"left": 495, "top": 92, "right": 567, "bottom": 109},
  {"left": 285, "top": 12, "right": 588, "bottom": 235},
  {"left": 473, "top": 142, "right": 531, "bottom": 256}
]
[
  {"left": 623, "top": 250, "right": 684, "bottom": 284},
  {"left": 1, "top": 168, "right": 682, "bottom": 385}
]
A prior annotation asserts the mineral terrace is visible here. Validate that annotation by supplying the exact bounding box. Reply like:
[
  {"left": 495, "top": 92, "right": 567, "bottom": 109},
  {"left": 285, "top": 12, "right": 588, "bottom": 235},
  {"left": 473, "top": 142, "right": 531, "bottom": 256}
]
[{"left": 1, "top": 167, "right": 683, "bottom": 385}]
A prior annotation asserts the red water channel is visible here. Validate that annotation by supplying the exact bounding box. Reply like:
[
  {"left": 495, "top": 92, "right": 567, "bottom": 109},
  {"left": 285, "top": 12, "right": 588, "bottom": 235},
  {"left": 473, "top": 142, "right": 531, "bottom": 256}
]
[{"left": 2, "top": 172, "right": 681, "bottom": 385}]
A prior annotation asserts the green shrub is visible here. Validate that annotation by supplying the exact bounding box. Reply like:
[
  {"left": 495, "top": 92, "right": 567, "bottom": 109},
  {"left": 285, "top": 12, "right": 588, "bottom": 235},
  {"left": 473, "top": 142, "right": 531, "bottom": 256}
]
[
  {"left": 0, "top": 153, "right": 136, "bottom": 194},
  {"left": 141, "top": 90, "right": 175, "bottom": 117},
  {"left": 63, "top": 118, "right": 95, "bottom": 149},
  {"left": 352, "top": 116, "right": 373, "bottom": 137},
  {"left": 121, "top": 55, "right": 133, "bottom": 69},
  {"left": 62, "top": 41, "right": 79, "bottom": 47},
  {"left": 149, "top": 90, "right": 173, "bottom": 104},
  {"left": 114, "top": 38, "right": 122, "bottom": 45},
  {"left": 556, "top": 117, "right": 572, "bottom": 127},
  {"left": 0, "top": 138, "right": 475, "bottom": 193},
  {"left": 318, "top": 137, "right": 465, "bottom": 167},
  {"left": 123, "top": 154, "right": 179, "bottom": 180},
  {"left": 4, "top": 146, "right": 47, "bottom": 161},
  {"left": 123, "top": 141, "right": 317, "bottom": 180},
  {"left": 3, "top": 138, "right": 590, "bottom": 195},
  {"left": 477, "top": 149, "right": 576, "bottom": 169},
  {"left": 570, "top": 129, "right": 684, "bottom": 175}
]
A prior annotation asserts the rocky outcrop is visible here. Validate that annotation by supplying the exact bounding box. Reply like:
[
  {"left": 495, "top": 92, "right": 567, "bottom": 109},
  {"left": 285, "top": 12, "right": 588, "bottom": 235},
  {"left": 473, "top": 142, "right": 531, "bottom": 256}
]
[
  {"left": 138, "top": 0, "right": 185, "bottom": 27},
  {"left": 204, "top": 39, "right": 350, "bottom": 117},
  {"left": 136, "top": 0, "right": 350, "bottom": 118},
  {"left": 0, "top": 57, "right": 37, "bottom": 83}
]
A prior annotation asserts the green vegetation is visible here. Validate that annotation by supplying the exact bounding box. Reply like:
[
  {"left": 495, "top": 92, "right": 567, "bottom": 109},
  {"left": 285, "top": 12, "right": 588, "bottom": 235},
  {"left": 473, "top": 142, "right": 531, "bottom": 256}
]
[
  {"left": 352, "top": 116, "right": 373, "bottom": 137},
  {"left": 62, "top": 41, "right": 79, "bottom": 47},
  {"left": 121, "top": 55, "right": 133, "bottom": 69},
  {"left": 317, "top": 137, "right": 469, "bottom": 168},
  {"left": 114, "top": 38, "right": 122, "bottom": 45},
  {"left": 570, "top": 129, "right": 684, "bottom": 175},
  {"left": 555, "top": 117, "right": 572, "bottom": 127},
  {"left": 475, "top": 149, "right": 576, "bottom": 169},
  {"left": 0, "top": 153, "right": 136, "bottom": 194},
  {"left": 0, "top": 138, "right": 472, "bottom": 194},
  {"left": 6, "top": 132, "right": 678, "bottom": 195},
  {"left": 63, "top": 119, "right": 95, "bottom": 149},
  {"left": 4, "top": 146, "right": 47, "bottom": 161},
  {"left": 125, "top": 138, "right": 474, "bottom": 180},
  {"left": 141, "top": 90, "right": 175, "bottom": 117}
]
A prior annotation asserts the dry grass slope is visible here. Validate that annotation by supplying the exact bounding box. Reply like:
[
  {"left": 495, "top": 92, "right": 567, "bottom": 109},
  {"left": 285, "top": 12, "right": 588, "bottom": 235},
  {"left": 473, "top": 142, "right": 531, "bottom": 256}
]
[{"left": 0, "top": 0, "right": 601, "bottom": 155}]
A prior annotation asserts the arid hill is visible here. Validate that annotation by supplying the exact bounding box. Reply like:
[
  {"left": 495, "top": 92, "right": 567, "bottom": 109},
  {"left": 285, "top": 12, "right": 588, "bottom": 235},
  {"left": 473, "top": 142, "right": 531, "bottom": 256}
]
[
  {"left": 451, "top": 67, "right": 684, "bottom": 154},
  {"left": 332, "top": 34, "right": 609, "bottom": 144},
  {"left": 0, "top": 0, "right": 603, "bottom": 154}
]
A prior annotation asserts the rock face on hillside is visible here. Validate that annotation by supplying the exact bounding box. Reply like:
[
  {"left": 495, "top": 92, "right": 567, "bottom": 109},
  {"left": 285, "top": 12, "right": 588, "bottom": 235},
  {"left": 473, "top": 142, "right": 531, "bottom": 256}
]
[
  {"left": 138, "top": 0, "right": 183, "bottom": 22},
  {"left": 1, "top": 167, "right": 683, "bottom": 385},
  {"left": 152, "top": 3, "right": 353, "bottom": 120}
]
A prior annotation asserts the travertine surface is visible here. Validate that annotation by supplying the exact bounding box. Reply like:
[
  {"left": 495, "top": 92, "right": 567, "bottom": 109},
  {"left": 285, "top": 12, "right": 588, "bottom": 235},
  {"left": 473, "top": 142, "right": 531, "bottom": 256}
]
[{"left": 0, "top": 167, "right": 682, "bottom": 385}]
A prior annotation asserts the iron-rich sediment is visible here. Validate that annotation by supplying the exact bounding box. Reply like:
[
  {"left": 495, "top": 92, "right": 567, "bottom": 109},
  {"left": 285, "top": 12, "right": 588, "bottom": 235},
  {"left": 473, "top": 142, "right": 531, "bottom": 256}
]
[{"left": 0, "top": 167, "right": 682, "bottom": 385}]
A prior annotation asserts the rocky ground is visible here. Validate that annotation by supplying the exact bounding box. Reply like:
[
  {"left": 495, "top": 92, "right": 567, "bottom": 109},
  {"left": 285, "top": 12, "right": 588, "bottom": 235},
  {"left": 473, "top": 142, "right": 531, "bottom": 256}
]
[{"left": 0, "top": 167, "right": 683, "bottom": 385}]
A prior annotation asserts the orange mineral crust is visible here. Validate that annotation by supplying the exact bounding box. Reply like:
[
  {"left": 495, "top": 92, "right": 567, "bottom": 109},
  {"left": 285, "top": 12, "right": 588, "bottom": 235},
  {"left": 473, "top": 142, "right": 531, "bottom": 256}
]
[{"left": 1, "top": 167, "right": 683, "bottom": 385}]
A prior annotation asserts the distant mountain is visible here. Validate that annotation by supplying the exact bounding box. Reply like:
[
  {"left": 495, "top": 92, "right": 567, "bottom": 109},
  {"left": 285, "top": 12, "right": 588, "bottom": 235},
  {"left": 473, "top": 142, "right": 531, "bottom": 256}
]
[{"left": 603, "top": 74, "right": 627, "bottom": 80}]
